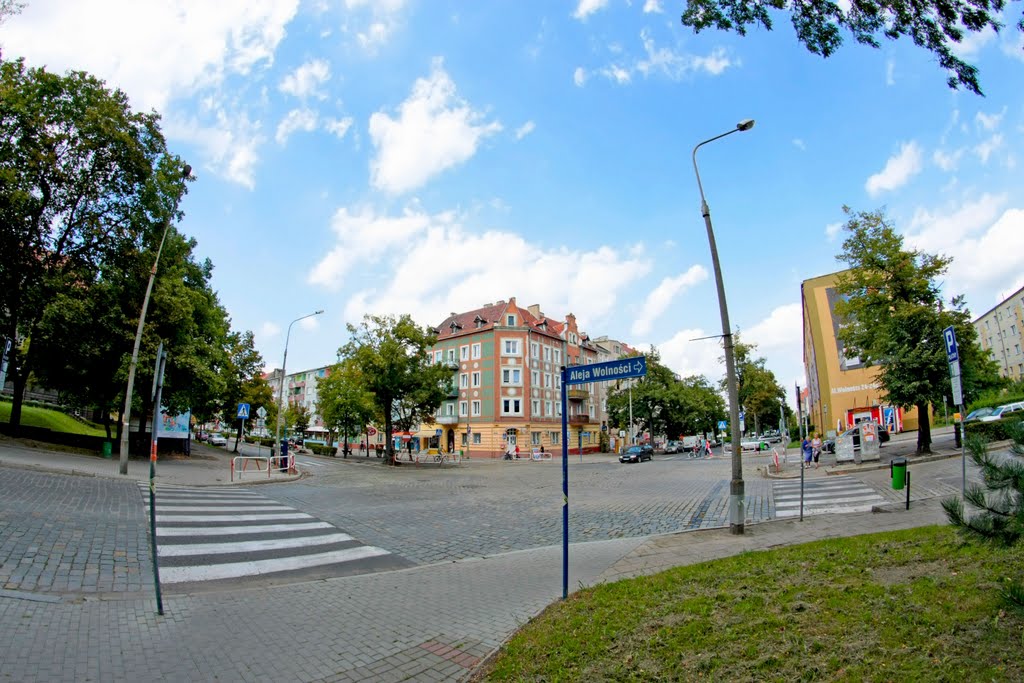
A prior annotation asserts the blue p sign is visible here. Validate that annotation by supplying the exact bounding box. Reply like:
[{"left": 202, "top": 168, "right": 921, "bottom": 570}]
[{"left": 943, "top": 326, "right": 958, "bottom": 363}]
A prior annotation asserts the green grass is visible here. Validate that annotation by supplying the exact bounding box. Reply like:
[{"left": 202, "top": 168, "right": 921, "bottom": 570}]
[
  {"left": 482, "top": 526, "right": 1024, "bottom": 682},
  {"left": 0, "top": 400, "right": 106, "bottom": 436}
]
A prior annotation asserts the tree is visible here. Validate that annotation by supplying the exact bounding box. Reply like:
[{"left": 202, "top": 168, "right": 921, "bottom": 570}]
[
  {"left": 943, "top": 426, "right": 1024, "bottom": 546},
  {"left": 316, "top": 360, "right": 376, "bottom": 457},
  {"left": 0, "top": 57, "right": 188, "bottom": 431},
  {"left": 834, "top": 207, "right": 1000, "bottom": 454},
  {"left": 720, "top": 337, "right": 786, "bottom": 437},
  {"left": 679, "top": 0, "right": 1021, "bottom": 95},
  {"left": 338, "top": 314, "right": 452, "bottom": 465}
]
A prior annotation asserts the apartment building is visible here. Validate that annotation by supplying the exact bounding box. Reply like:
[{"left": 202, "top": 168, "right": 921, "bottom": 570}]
[
  {"left": 275, "top": 365, "right": 332, "bottom": 442},
  {"left": 802, "top": 271, "right": 916, "bottom": 437},
  {"left": 591, "top": 336, "right": 640, "bottom": 449},
  {"left": 421, "top": 297, "right": 600, "bottom": 458},
  {"left": 973, "top": 284, "right": 1024, "bottom": 381}
]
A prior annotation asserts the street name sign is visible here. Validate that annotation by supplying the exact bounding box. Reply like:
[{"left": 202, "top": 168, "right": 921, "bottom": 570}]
[{"left": 564, "top": 356, "right": 647, "bottom": 385}]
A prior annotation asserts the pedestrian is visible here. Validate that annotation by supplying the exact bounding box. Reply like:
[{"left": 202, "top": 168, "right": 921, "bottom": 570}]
[
  {"left": 705, "top": 438, "right": 713, "bottom": 458},
  {"left": 407, "top": 439, "right": 413, "bottom": 461},
  {"left": 504, "top": 442, "right": 514, "bottom": 460},
  {"left": 801, "top": 436, "right": 813, "bottom": 469},
  {"left": 811, "top": 432, "right": 822, "bottom": 469},
  {"left": 514, "top": 444, "right": 520, "bottom": 459}
]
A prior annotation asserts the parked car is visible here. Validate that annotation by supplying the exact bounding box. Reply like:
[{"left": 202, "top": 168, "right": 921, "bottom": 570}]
[
  {"left": 740, "top": 439, "right": 770, "bottom": 452},
  {"left": 619, "top": 445, "right": 652, "bottom": 463},
  {"left": 209, "top": 434, "right": 227, "bottom": 446},
  {"left": 663, "top": 441, "right": 681, "bottom": 454},
  {"left": 978, "top": 402, "right": 1024, "bottom": 422},
  {"left": 964, "top": 407, "right": 995, "bottom": 423}
]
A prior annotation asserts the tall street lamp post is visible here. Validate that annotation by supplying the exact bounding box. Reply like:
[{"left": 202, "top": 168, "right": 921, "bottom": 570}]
[
  {"left": 692, "top": 119, "right": 755, "bottom": 535},
  {"left": 118, "top": 164, "right": 191, "bottom": 475},
  {"left": 275, "top": 310, "right": 324, "bottom": 459}
]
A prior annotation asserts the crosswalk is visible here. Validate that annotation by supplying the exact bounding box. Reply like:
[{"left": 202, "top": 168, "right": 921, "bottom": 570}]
[
  {"left": 141, "top": 484, "right": 409, "bottom": 588},
  {"left": 772, "top": 476, "right": 885, "bottom": 518}
]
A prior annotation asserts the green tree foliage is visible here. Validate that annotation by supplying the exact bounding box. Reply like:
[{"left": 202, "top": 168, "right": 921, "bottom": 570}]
[
  {"left": 316, "top": 360, "right": 376, "bottom": 456},
  {"left": 943, "top": 425, "right": 1024, "bottom": 547},
  {"left": 834, "top": 207, "right": 1001, "bottom": 454},
  {"left": 679, "top": 0, "right": 1021, "bottom": 95},
  {"left": 606, "top": 349, "right": 726, "bottom": 442},
  {"left": 338, "top": 314, "right": 451, "bottom": 465},
  {"left": 0, "top": 57, "right": 189, "bottom": 430},
  {"left": 728, "top": 337, "right": 787, "bottom": 437},
  {"left": 211, "top": 331, "right": 268, "bottom": 452}
]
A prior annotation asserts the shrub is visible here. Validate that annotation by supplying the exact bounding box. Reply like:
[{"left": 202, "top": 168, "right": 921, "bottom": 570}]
[
  {"left": 965, "top": 418, "right": 1024, "bottom": 442},
  {"left": 308, "top": 444, "right": 335, "bottom": 456}
]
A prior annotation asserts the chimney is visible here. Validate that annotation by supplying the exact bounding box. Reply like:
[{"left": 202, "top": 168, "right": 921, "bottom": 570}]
[{"left": 528, "top": 304, "right": 542, "bottom": 317}]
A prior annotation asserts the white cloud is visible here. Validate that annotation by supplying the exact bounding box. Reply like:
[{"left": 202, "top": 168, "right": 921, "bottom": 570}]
[
  {"left": 573, "top": 67, "right": 587, "bottom": 87},
  {"left": 343, "top": 0, "right": 407, "bottom": 53},
  {"left": 279, "top": 59, "right": 330, "bottom": 99},
  {"left": 643, "top": 0, "right": 664, "bottom": 12},
  {"left": 932, "top": 148, "right": 965, "bottom": 172},
  {"left": 600, "top": 64, "right": 633, "bottom": 84},
  {"left": 324, "top": 117, "right": 354, "bottom": 139},
  {"left": 825, "top": 222, "right": 843, "bottom": 241},
  {"left": 944, "top": 208, "right": 1024, "bottom": 298},
  {"left": 975, "top": 108, "right": 1005, "bottom": 132},
  {"left": 792, "top": 139, "right": 806, "bottom": 151},
  {"left": 865, "top": 141, "right": 923, "bottom": 196},
  {"left": 951, "top": 25, "right": 997, "bottom": 58},
  {"left": 905, "top": 192, "right": 1007, "bottom": 255},
  {"left": 974, "top": 133, "right": 1003, "bottom": 163},
  {"left": 368, "top": 58, "right": 503, "bottom": 194},
  {"left": 166, "top": 107, "right": 264, "bottom": 189},
  {"left": 631, "top": 266, "right": 709, "bottom": 336},
  {"left": 259, "top": 321, "right": 281, "bottom": 339},
  {"left": 744, "top": 303, "right": 802, "bottom": 351},
  {"left": 275, "top": 108, "right": 318, "bottom": 145},
  {"left": 2, "top": 0, "right": 299, "bottom": 113},
  {"left": 573, "top": 0, "right": 609, "bottom": 20},
  {"left": 599, "top": 31, "right": 735, "bottom": 84},
  {"left": 515, "top": 121, "right": 536, "bottom": 140},
  {"left": 885, "top": 58, "right": 895, "bottom": 86},
  {"left": 308, "top": 205, "right": 652, "bottom": 330}
]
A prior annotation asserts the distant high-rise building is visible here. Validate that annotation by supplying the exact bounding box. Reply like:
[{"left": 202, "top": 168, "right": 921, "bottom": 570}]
[{"left": 973, "top": 284, "right": 1024, "bottom": 381}]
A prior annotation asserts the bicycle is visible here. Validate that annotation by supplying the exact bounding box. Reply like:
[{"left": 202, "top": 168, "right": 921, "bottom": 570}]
[{"left": 434, "top": 448, "right": 449, "bottom": 464}]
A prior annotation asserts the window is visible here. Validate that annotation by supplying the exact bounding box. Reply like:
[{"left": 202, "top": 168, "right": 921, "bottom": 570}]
[
  {"left": 543, "top": 346, "right": 551, "bottom": 362},
  {"left": 472, "top": 371, "right": 481, "bottom": 387},
  {"left": 553, "top": 349, "right": 562, "bottom": 364},
  {"left": 531, "top": 342, "right": 539, "bottom": 359},
  {"left": 1016, "top": 344, "right": 1022, "bottom": 355},
  {"left": 507, "top": 314, "right": 515, "bottom": 326},
  {"left": 471, "top": 343, "right": 481, "bottom": 359},
  {"left": 531, "top": 432, "right": 541, "bottom": 446},
  {"left": 447, "top": 348, "right": 456, "bottom": 362},
  {"left": 531, "top": 369, "right": 539, "bottom": 385},
  {"left": 503, "top": 339, "right": 521, "bottom": 355},
  {"left": 444, "top": 403, "right": 454, "bottom": 416},
  {"left": 543, "top": 373, "right": 551, "bottom": 388},
  {"left": 502, "top": 368, "right": 522, "bottom": 384},
  {"left": 545, "top": 400, "right": 552, "bottom": 416},
  {"left": 434, "top": 350, "right": 442, "bottom": 363},
  {"left": 471, "top": 400, "right": 481, "bottom": 416},
  {"left": 459, "top": 401, "right": 468, "bottom": 416},
  {"left": 556, "top": 402, "right": 562, "bottom": 416},
  {"left": 460, "top": 373, "right": 469, "bottom": 388},
  {"left": 532, "top": 399, "right": 540, "bottom": 416},
  {"left": 460, "top": 345, "right": 469, "bottom": 361},
  {"left": 473, "top": 432, "right": 481, "bottom": 444},
  {"left": 550, "top": 431, "right": 560, "bottom": 445},
  {"left": 502, "top": 398, "right": 522, "bottom": 415}
]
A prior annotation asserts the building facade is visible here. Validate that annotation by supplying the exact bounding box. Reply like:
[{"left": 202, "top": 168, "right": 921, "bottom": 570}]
[
  {"left": 973, "top": 284, "right": 1024, "bottom": 381},
  {"left": 420, "top": 297, "right": 601, "bottom": 458},
  {"left": 802, "top": 271, "right": 916, "bottom": 437}
]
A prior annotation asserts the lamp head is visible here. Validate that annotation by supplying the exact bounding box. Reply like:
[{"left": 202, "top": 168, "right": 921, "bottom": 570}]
[
  {"left": 314, "top": 309, "right": 324, "bottom": 315},
  {"left": 736, "top": 119, "right": 755, "bottom": 132}
]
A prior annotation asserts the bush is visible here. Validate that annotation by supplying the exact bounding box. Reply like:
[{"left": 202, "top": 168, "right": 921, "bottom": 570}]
[
  {"left": 965, "top": 417, "right": 1024, "bottom": 442},
  {"left": 308, "top": 443, "right": 335, "bottom": 456}
]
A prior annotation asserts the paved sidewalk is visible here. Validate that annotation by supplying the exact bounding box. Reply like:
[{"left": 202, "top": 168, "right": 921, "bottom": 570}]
[{"left": 0, "top": 437, "right": 958, "bottom": 682}]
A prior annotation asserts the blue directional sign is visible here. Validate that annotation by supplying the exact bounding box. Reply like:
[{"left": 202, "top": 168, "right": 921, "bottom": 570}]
[
  {"left": 564, "top": 356, "right": 647, "bottom": 385},
  {"left": 236, "top": 403, "right": 250, "bottom": 419},
  {"left": 943, "top": 326, "right": 959, "bottom": 363}
]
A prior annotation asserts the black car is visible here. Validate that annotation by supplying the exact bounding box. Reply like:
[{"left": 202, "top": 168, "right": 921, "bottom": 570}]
[{"left": 619, "top": 445, "right": 652, "bottom": 463}]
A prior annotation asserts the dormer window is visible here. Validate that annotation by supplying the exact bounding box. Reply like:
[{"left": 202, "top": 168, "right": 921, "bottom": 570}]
[
  {"left": 506, "top": 314, "right": 515, "bottom": 326},
  {"left": 474, "top": 315, "right": 486, "bottom": 328},
  {"left": 449, "top": 321, "right": 462, "bottom": 332}
]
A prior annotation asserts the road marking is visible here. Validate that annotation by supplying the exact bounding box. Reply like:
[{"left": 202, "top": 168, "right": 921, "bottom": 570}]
[
  {"left": 154, "top": 512, "right": 313, "bottom": 523},
  {"left": 772, "top": 476, "right": 884, "bottom": 517},
  {"left": 159, "top": 546, "right": 391, "bottom": 584},
  {"left": 156, "top": 504, "right": 293, "bottom": 512},
  {"left": 156, "top": 522, "right": 334, "bottom": 537},
  {"left": 158, "top": 533, "right": 355, "bottom": 557}
]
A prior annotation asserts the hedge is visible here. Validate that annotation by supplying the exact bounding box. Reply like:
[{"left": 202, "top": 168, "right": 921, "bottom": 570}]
[{"left": 964, "top": 417, "right": 1024, "bottom": 442}]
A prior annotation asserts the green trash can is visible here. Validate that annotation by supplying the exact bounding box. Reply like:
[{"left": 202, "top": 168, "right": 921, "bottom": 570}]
[
  {"left": 102, "top": 441, "right": 112, "bottom": 458},
  {"left": 891, "top": 457, "right": 907, "bottom": 490}
]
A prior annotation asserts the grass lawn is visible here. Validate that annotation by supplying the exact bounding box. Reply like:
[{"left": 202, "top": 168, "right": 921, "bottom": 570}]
[
  {"left": 0, "top": 401, "right": 106, "bottom": 436},
  {"left": 481, "top": 525, "right": 1024, "bottom": 681}
]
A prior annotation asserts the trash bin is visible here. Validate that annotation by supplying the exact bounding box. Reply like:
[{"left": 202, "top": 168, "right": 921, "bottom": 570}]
[
  {"left": 891, "top": 457, "right": 907, "bottom": 490},
  {"left": 102, "top": 441, "right": 112, "bottom": 458},
  {"left": 954, "top": 422, "right": 962, "bottom": 448},
  {"left": 279, "top": 440, "right": 289, "bottom": 472}
]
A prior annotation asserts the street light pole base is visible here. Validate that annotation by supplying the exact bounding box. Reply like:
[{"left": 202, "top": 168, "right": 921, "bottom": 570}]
[{"left": 729, "top": 522, "right": 745, "bottom": 535}]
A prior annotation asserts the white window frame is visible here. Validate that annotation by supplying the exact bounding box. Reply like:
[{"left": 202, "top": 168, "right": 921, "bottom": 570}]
[
  {"left": 471, "top": 400, "right": 481, "bottom": 416},
  {"left": 444, "top": 403, "right": 455, "bottom": 416},
  {"left": 543, "top": 346, "right": 551, "bottom": 362},
  {"left": 502, "top": 398, "right": 522, "bottom": 415},
  {"left": 502, "top": 338, "right": 521, "bottom": 356},
  {"left": 531, "top": 342, "right": 539, "bottom": 359},
  {"left": 532, "top": 399, "right": 540, "bottom": 416},
  {"left": 472, "top": 432, "right": 482, "bottom": 444},
  {"left": 460, "top": 345, "right": 469, "bottom": 361},
  {"left": 545, "top": 400, "right": 552, "bottom": 416},
  {"left": 434, "top": 350, "right": 442, "bottom": 363},
  {"left": 531, "top": 369, "right": 539, "bottom": 385},
  {"left": 502, "top": 368, "right": 522, "bottom": 385},
  {"left": 553, "top": 349, "right": 562, "bottom": 364},
  {"left": 460, "top": 373, "right": 469, "bottom": 388},
  {"left": 506, "top": 314, "right": 515, "bottom": 326},
  {"left": 472, "top": 371, "right": 481, "bottom": 387},
  {"left": 459, "top": 401, "right": 468, "bottom": 417},
  {"left": 447, "top": 348, "right": 456, "bottom": 362},
  {"left": 550, "top": 431, "right": 560, "bottom": 445},
  {"left": 471, "top": 343, "right": 482, "bottom": 359}
]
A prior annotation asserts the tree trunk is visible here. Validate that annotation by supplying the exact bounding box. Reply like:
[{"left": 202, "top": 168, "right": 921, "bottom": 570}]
[
  {"left": 9, "top": 354, "right": 26, "bottom": 434},
  {"left": 384, "top": 410, "right": 395, "bottom": 465},
  {"left": 916, "top": 402, "right": 932, "bottom": 454}
]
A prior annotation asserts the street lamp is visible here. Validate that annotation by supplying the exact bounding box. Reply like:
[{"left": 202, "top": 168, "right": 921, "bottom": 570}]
[
  {"left": 118, "top": 164, "right": 192, "bottom": 475},
  {"left": 275, "top": 310, "right": 324, "bottom": 457},
  {"left": 692, "top": 119, "right": 754, "bottom": 535}
]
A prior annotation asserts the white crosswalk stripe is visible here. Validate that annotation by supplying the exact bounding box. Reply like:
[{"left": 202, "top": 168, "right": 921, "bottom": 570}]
[
  {"left": 772, "top": 476, "right": 885, "bottom": 518},
  {"left": 139, "top": 484, "right": 402, "bottom": 586}
]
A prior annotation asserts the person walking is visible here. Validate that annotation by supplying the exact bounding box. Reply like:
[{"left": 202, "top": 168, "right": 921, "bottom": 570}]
[
  {"left": 801, "top": 436, "right": 813, "bottom": 469},
  {"left": 811, "top": 433, "right": 822, "bottom": 469}
]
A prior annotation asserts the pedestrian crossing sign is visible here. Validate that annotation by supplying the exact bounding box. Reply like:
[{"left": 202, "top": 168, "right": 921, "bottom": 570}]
[{"left": 237, "top": 403, "right": 250, "bottom": 419}]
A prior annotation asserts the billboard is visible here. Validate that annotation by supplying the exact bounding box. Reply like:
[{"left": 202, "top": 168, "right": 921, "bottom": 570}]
[{"left": 156, "top": 408, "right": 191, "bottom": 439}]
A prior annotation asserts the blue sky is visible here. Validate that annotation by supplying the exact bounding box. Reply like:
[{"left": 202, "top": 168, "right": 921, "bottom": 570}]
[{"left": 4, "top": 0, "right": 1023, "bottom": 406}]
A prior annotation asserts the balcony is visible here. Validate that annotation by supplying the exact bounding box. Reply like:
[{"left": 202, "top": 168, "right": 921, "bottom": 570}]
[
  {"left": 445, "top": 384, "right": 459, "bottom": 398},
  {"left": 567, "top": 388, "right": 589, "bottom": 401},
  {"left": 568, "top": 415, "right": 590, "bottom": 425},
  {"left": 435, "top": 415, "right": 460, "bottom": 425}
]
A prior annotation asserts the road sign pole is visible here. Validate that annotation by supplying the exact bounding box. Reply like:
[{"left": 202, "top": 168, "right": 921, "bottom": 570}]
[{"left": 560, "top": 365, "right": 569, "bottom": 600}]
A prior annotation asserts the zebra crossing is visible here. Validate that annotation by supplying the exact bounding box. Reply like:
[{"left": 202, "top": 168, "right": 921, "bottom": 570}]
[
  {"left": 142, "top": 484, "right": 410, "bottom": 588},
  {"left": 772, "top": 475, "right": 885, "bottom": 518}
]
